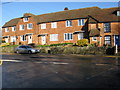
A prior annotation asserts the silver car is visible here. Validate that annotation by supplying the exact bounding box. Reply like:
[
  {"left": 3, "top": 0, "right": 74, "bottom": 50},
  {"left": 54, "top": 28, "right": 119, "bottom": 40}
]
[{"left": 14, "top": 45, "right": 40, "bottom": 54}]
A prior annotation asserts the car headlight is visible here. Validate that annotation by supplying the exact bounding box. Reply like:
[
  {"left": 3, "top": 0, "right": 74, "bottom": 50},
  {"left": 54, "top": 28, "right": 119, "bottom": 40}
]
[{"left": 31, "top": 49, "right": 36, "bottom": 52}]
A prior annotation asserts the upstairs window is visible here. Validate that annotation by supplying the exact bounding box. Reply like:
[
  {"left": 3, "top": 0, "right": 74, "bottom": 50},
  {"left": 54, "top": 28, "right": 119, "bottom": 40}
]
[
  {"left": 51, "top": 22, "right": 57, "bottom": 28},
  {"left": 23, "top": 17, "right": 29, "bottom": 22},
  {"left": 41, "top": 23, "right": 46, "bottom": 29},
  {"left": 117, "top": 11, "right": 120, "bottom": 16},
  {"left": 27, "top": 23, "right": 32, "bottom": 29},
  {"left": 64, "top": 33, "right": 73, "bottom": 40},
  {"left": 66, "top": 20, "right": 72, "bottom": 27},
  {"left": 12, "top": 26, "right": 16, "bottom": 32},
  {"left": 104, "top": 23, "right": 111, "bottom": 33},
  {"left": 19, "top": 25, "right": 24, "bottom": 30},
  {"left": 5, "top": 27, "right": 9, "bottom": 32},
  {"left": 78, "top": 19, "right": 85, "bottom": 26}
]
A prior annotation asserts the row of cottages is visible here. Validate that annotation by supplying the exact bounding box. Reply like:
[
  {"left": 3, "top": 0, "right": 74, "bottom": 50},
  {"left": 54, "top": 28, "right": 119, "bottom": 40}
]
[{"left": 2, "top": 7, "right": 120, "bottom": 46}]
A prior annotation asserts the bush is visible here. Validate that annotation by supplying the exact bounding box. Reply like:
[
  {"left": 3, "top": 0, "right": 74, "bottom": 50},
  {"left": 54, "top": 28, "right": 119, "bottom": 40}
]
[
  {"left": 28, "top": 43, "right": 36, "bottom": 47},
  {"left": 37, "top": 45, "right": 51, "bottom": 47},
  {"left": 76, "top": 39, "right": 89, "bottom": 47},
  {"left": 2, "top": 40, "right": 6, "bottom": 43},
  {"left": 50, "top": 43, "right": 73, "bottom": 46},
  {"left": 0, "top": 43, "right": 10, "bottom": 47}
]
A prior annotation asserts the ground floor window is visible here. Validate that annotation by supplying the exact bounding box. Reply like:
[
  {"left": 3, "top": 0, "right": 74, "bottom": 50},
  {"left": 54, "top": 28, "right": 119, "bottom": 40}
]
[
  {"left": 10, "top": 36, "right": 16, "bottom": 42},
  {"left": 78, "top": 33, "right": 84, "bottom": 40},
  {"left": 20, "top": 35, "right": 26, "bottom": 41},
  {"left": 64, "top": 33, "right": 73, "bottom": 40},
  {"left": 104, "top": 36, "right": 111, "bottom": 45},
  {"left": 92, "top": 36, "right": 97, "bottom": 41},
  {"left": 50, "top": 34, "right": 58, "bottom": 41}
]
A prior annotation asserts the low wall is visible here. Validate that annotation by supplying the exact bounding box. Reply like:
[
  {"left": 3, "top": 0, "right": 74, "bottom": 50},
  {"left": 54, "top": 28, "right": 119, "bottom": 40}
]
[
  {"left": 1, "top": 46, "right": 118, "bottom": 55},
  {"left": 39, "top": 46, "right": 109, "bottom": 55},
  {"left": 1, "top": 46, "right": 18, "bottom": 53}
]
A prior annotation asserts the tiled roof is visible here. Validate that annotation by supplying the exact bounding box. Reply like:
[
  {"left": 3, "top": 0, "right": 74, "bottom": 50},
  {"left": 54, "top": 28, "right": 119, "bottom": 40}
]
[
  {"left": 2, "top": 7, "right": 120, "bottom": 28},
  {"left": 36, "top": 7, "right": 101, "bottom": 23},
  {"left": 2, "top": 18, "right": 20, "bottom": 28},
  {"left": 89, "top": 28, "right": 100, "bottom": 37}
]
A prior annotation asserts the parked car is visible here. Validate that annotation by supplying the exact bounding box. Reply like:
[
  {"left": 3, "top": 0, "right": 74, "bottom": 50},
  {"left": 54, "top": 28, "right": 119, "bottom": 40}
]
[{"left": 14, "top": 45, "right": 40, "bottom": 54}]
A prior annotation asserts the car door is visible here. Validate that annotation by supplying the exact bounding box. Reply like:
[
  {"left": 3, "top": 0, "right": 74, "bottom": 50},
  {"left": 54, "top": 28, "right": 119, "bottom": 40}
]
[{"left": 18, "top": 46, "right": 27, "bottom": 53}]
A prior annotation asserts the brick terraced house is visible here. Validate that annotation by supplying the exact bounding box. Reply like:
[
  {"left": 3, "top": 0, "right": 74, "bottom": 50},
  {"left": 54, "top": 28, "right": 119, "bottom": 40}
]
[{"left": 2, "top": 7, "right": 120, "bottom": 46}]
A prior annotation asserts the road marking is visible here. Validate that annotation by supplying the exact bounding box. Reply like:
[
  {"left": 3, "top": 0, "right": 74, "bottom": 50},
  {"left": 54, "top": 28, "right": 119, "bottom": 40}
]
[
  {"left": 35, "top": 61, "right": 69, "bottom": 65},
  {"left": 2, "top": 59, "right": 22, "bottom": 62},
  {"left": 52, "top": 62, "right": 69, "bottom": 65},
  {"left": 0, "top": 60, "right": 2, "bottom": 65},
  {"left": 104, "top": 56, "right": 120, "bottom": 57}
]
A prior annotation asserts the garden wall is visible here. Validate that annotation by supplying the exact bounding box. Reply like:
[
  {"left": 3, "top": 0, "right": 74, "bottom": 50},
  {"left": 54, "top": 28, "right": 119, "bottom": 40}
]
[
  {"left": 39, "top": 46, "right": 113, "bottom": 55},
  {"left": 1, "top": 46, "right": 117, "bottom": 55}
]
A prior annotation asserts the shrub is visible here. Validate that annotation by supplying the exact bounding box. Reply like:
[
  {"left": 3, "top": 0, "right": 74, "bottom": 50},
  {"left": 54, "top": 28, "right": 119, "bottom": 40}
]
[
  {"left": 50, "top": 43, "right": 73, "bottom": 46},
  {"left": 37, "top": 45, "right": 50, "bottom": 47},
  {"left": 2, "top": 40, "right": 6, "bottom": 43},
  {"left": 0, "top": 43, "right": 10, "bottom": 47},
  {"left": 76, "top": 39, "right": 89, "bottom": 47},
  {"left": 28, "top": 43, "right": 36, "bottom": 47}
]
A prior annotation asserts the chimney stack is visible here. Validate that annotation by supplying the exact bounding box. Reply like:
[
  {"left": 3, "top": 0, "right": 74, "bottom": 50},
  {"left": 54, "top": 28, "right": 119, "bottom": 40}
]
[{"left": 64, "top": 7, "right": 69, "bottom": 10}]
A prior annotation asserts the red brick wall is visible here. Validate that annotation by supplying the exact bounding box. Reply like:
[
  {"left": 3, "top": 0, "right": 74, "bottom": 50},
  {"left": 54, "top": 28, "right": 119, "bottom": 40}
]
[
  {"left": 2, "top": 15, "right": 119, "bottom": 47},
  {"left": 89, "top": 22, "right": 120, "bottom": 46},
  {"left": 38, "top": 19, "right": 88, "bottom": 45}
]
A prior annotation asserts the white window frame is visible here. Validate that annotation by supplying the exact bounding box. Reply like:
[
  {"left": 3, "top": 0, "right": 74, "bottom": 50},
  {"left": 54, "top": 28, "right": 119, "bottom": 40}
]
[
  {"left": 64, "top": 33, "right": 73, "bottom": 40},
  {"left": 51, "top": 22, "right": 57, "bottom": 28},
  {"left": 23, "top": 17, "right": 29, "bottom": 22},
  {"left": 78, "top": 33, "right": 84, "bottom": 40},
  {"left": 27, "top": 23, "right": 33, "bottom": 29},
  {"left": 104, "top": 36, "right": 111, "bottom": 45},
  {"left": 92, "top": 36, "right": 97, "bottom": 41},
  {"left": 12, "top": 26, "right": 16, "bottom": 32},
  {"left": 41, "top": 23, "right": 46, "bottom": 29},
  {"left": 104, "top": 23, "right": 111, "bottom": 32},
  {"left": 117, "top": 11, "right": 120, "bottom": 16},
  {"left": 5, "top": 27, "right": 9, "bottom": 32},
  {"left": 66, "top": 20, "right": 72, "bottom": 27},
  {"left": 78, "top": 19, "right": 85, "bottom": 26},
  {"left": 10, "top": 36, "right": 16, "bottom": 42},
  {"left": 19, "top": 25, "right": 24, "bottom": 30},
  {"left": 50, "top": 34, "right": 58, "bottom": 41}
]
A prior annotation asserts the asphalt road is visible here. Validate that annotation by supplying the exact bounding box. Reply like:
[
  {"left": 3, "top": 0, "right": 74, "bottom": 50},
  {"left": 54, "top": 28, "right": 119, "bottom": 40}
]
[{"left": 1, "top": 53, "right": 120, "bottom": 88}]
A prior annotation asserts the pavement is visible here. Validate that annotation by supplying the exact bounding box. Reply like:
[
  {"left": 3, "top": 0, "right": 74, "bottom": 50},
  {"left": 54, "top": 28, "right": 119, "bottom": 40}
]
[{"left": 1, "top": 53, "right": 120, "bottom": 88}]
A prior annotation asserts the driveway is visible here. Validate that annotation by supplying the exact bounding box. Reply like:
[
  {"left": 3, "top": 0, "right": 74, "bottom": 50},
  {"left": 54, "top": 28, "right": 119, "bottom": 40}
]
[{"left": 1, "top": 53, "right": 120, "bottom": 88}]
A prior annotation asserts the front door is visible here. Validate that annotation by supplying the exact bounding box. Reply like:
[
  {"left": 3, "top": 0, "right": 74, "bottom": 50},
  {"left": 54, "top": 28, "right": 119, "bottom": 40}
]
[
  {"left": 41, "top": 36, "right": 46, "bottom": 45},
  {"left": 115, "top": 35, "right": 120, "bottom": 46},
  {"left": 28, "top": 35, "right": 32, "bottom": 44},
  {"left": 5, "top": 38, "right": 8, "bottom": 43}
]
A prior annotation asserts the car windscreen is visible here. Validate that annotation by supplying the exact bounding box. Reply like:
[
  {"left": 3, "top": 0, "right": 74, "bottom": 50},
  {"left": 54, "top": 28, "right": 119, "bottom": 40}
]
[{"left": 26, "top": 46, "right": 32, "bottom": 48}]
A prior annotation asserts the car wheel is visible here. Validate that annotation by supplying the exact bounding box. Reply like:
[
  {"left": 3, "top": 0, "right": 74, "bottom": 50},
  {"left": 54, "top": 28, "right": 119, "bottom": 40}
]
[
  {"left": 16, "top": 50, "right": 19, "bottom": 54},
  {"left": 28, "top": 50, "right": 32, "bottom": 54}
]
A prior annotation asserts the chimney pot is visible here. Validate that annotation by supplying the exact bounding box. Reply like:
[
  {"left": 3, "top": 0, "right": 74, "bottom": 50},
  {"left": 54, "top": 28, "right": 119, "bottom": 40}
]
[{"left": 64, "top": 7, "right": 69, "bottom": 10}]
